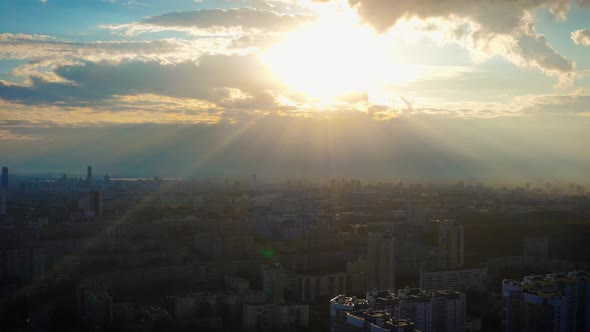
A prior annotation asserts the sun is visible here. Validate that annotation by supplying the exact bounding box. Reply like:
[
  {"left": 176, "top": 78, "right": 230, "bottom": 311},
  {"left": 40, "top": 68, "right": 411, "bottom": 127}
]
[
  {"left": 260, "top": 5, "right": 421, "bottom": 104},
  {"left": 261, "top": 9, "right": 381, "bottom": 102}
]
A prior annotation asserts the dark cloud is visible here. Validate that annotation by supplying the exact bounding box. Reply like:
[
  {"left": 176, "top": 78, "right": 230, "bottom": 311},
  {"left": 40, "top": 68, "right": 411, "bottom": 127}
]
[
  {"left": 0, "top": 54, "right": 284, "bottom": 109},
  {"left": 517, "top": 33, "right": 575, "bottom": 72}
]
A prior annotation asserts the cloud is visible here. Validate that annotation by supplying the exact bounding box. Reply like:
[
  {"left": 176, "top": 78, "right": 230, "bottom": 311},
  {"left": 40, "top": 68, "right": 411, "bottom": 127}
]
[
  {"left": 347, "top": 0, "right": 576, "bottom": 85},
  {"left": 104, "top": 7, "right": 316, "bottom": 36},
  {"left": 515, "top": 32, "right": 575, "bottom": 86},
  {"left": 572, "top": 28, "right": 590, "bottom": 46},
  {"left": 0, "top": 33, "right": 253, "bottom": 84},
  {"left": 0, "top": 129, "right": 39, "bottom": 141},
  {"left": 0, "top": 34, "right": 232, "bottom": 65},
  {"left": 0, "top": 33, "right": 54, "bottom": 41},
  {"left": 0, "top": 55, "right": 285, "bottom": 111}
]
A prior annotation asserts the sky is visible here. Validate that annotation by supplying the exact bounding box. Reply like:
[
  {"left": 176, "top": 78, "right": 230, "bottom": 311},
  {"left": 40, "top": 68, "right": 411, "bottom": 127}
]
[{"left": 1, "top": 0, "right": 590, "bottom": 181}]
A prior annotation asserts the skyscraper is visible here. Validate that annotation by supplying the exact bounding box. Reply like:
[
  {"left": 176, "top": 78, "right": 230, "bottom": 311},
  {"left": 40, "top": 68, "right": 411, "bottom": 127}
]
[
  {"left": 262, "top": 263, "right": 284, "bottom": 304},
  {"left": 367, "top": 232, "right": 396, "bottom": 291},
  {"left": 437, "top": 220, "right": 464, "bottom": 269},
  {"left": 87, "top": 166, "right": 92, "bottom": 185}
]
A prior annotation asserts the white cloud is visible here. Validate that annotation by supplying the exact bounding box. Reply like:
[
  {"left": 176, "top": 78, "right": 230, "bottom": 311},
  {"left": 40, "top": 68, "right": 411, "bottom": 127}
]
[
  {"left": 572, "top": 28, "right": 590, "bottom": 46},
  {"left": 347, "top": 0, "right": 576, "bottom": 85}
]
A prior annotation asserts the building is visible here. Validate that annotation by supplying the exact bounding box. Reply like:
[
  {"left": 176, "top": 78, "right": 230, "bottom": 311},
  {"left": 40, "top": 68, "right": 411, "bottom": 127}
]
[
  {"left": 347, "top": 259, "right": 369, "bottom": 294},
  {"left": 333, "top": 288, "right": 466, "bottom": 332},
  {"left": 345, "top": 310, "right": 417, "bottom": 332},
  {"left": 330, "top": 295, "right": 370, "bottom": 331},
  {"left": 262, "top": 263, "right": 285, "bottom": 304},
  {"left": 420, "top": 267, "right": 487, "bottom": 293},
  {"left": 466, "top": 315, "right": 482, "bottom": 332},
  {"left": 224, "top": 275, "right": 250, "bottom": 292},
  {"left": 165, "top": 290, "right": 264, "bottom": 322},
  {"left": 394, "top": 288, "right": 465, "bottom": 332},
  {"left": 165, "top": 295, "right": 197, "bottom": 320},
  {"left": 80, "top": 289, "right": 113, "bottom": 324},
  {"left": 87, "top": 190, "right": 102, "bottom": 218},
  {"left": 408, "top": 200, "right": 430, "bottom": 232},
  {"left": 392, "top": 288, "right": 434, "bottom": 332},
  {"left": 193, "top": 233, "right": 254, "bottom": 259},
  {"left": 437, "top": 220, "right": 464, "bottom": 269},
  {"left": 431, "top": 290, "right": 466, "bottom": 332},
  {"left": 567, "top": 271, "right": 590, "bottom": 332},
  {"left": 523, "top": 237, "right": 549, "bottom": 257},
  {"left": 1, "top": 247, "right": 47, "bottom": 281},
  {"left": 242, "top": 302, "right": 308, "bottom": 331},
  {"left": 501, "top": 272, "right": 590, "bottom": 332},
  {"left": 367, "top": 233, "right": 396, "bottom": 291},
  {"left": 291, "top": 271, "right": 347, "bottom": 302}
]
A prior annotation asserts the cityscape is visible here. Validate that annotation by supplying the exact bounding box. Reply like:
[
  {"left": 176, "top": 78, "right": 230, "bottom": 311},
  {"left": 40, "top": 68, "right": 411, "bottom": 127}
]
[
  {"left": 0, "top": 166, "right": 589, "bottom": 331},
  {"left": 2, "top": 0, "right": 590, "bottom": 331}
]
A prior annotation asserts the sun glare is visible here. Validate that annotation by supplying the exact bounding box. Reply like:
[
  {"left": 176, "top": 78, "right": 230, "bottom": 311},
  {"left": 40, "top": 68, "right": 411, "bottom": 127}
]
[{"left": 260, "top": 5, "right": 423, "bottom": 104}]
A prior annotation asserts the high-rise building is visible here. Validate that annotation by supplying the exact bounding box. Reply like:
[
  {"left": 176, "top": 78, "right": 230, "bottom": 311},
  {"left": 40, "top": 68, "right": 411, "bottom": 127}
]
[
  {"left": 437, "top": 220, "right": 464, "bottom": 269},
  {"left": 568, "top": 271, "right": 590, "bottom": 332},
  {"left": 87, "top": 190, "right": 102, "bottom": 218},
  {"left": 334, "top": 288, "right": 466, "bottom": 332},
  {"left": 367, "top": 233, "right": 396, "bottom": 291},
  {"left": 502, "top": 272, "right": 590, "bottom": 332},
  {"left": 347, "top": 259, "right": 369, "bottom": 294},
  {"left": 408, "top": 200, "right": 430, "bottom": 231},
  {"left": 262, "top": 263, "right": 285, "bottom": 304},
  {"left": 420, "top": 267, "right": 488, "bottom": 293},
  {"left": 431, "top": 290, "right": 466, "bottom": 332},
  {"left": 87, "top": 166, "right": 92, "bottom": 185},
  {"left": 292, "top": 271, "right": 346, "bottom": 302},
  {"left": 1, "top": 166, "right": 7, "bottom": 189},
  {"left": 330, "top": 295, "right": 370, "bottom": 331}
]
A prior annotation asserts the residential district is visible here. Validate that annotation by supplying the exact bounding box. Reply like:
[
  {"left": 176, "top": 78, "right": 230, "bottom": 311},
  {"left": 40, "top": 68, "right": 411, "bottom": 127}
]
[{"left": 0, "top": 166, "right": 589, "bottom": 331}]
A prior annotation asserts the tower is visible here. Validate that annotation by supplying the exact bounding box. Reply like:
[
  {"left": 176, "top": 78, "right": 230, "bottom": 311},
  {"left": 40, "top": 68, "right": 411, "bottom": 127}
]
[
  {"left": 437, "top": 220, "right": 464, "bottom": 269},
  {"left": 367, "top": 232, "right": 396, "bottom": 291}
]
